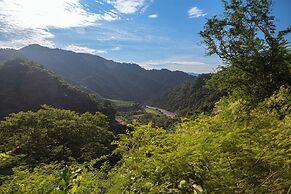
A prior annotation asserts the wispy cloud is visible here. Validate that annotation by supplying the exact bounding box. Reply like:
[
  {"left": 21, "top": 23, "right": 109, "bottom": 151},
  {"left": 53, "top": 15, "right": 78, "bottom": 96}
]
[
  {"left": 96, "top": 50, "right": 108, "bottom": 54},
  {"left": 0, "top": 0, "right": 119, "bottom": 48},
  {"left": 64, "top": 44, "right": 121, "bottom": 55},
  {"left": 148, "top": 14, "right": 158, "bottom": 19},
  {"left": 0, "top": 0, "right": 156, "bottom": 48},
  {"left": 105, "top": 0, "right": 154, "bottom": 14},
  {"left": 0, "top": 27, "right": 55, "bottom": 48},
  {"left": 88, "top": 24, "right": 167, "bottom": 42},
  {"left": 140, "top": 57, "right": 217, "bottom": 73},
  {"left": 188, "top": 7, "right": 207, "bottom": 18},
  {"left": 96, "top": 46, "right": 122, "bottom": 54},
  {"left": 64, "top": 44, "right": 97, "bottom": 54}
]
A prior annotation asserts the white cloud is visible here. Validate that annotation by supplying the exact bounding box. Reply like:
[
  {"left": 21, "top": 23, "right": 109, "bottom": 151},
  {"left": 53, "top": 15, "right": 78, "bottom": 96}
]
[
  {"left": 0, "top": 0, "right": 98, "bottom": 29},
  {"left": 140, "top": 57, "right": 217, "bottom": 73},
  {"left": 96, "top": 46, "right": 121, "bottom": 54},
  {"left": 96, "top": 10, "right": 120, "bottom": 21},
  {"left": 105, "top": 0, "right": 153, "bottom": 14},
  {"left": 0, "top": 0, "right": 119, "bottom": 48},
  {"left": 0, "top": 28, "right": 55, "bottom": 49},
  {"left": 188, "top": 7, "right": 207, "bottom": 18},
  {"left": 64, "top": 45, "right": 121, "bottom": 55},
  {"left": 148, "top": 14, "right": 158, "bottom": 19},
  {"left": 64, "top": 44, "right": 97, "bottom": 54},
  {"left": 96, "top": 50, "right": 108, "bottom": 54}
]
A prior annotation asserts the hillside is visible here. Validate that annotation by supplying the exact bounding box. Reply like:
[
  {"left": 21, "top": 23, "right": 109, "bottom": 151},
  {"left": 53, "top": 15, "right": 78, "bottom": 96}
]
[
  {"left": 0, "top": 48, "right": 24, "bottom": 61},
  {"left": 0, "top": 58, "right": 115, "bottom": 119},
  {"left": 151, "top": 74, "right": 223, "bottom": 115},
  {"left": 17, "top": 45, "right": 193, "bottom": 103}
]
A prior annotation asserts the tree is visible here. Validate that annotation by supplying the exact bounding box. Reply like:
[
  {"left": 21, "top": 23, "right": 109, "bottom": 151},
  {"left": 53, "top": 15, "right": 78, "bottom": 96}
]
[
  {"left": 0, "top": 105, "right": 114, "bottom": 165},
  {"left": 200, "top": 0, "right": 291, "bottom": 103},
  {"left": 104, "top": 87, "right": 291, "bottom": 193},
  {"left": 0, "top": 163, "right": 107, "bottom": 194}
]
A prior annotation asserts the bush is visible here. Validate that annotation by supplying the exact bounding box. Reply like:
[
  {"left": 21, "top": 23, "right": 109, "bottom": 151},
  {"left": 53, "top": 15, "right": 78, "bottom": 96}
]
[
  {"left": 105, "top": 87, "right": 291, "bottom": 193},
  {"left": 0, "top": 105, "right": 114, "bottom": 165}
]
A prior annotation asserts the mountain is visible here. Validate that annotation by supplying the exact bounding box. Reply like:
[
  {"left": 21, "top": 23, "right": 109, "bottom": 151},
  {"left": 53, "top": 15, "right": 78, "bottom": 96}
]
[
  {"left": 0, "top": 48, "right": 23, "bottom": 61},
  {"left": 150, "top": 74, "right": 224, "bottom": 115},
  {"left": 0, "top": 58, "right": 115, "bottom": 120},
  {"left": 17, "top": 44, "right": 193, "bottom": 103}
]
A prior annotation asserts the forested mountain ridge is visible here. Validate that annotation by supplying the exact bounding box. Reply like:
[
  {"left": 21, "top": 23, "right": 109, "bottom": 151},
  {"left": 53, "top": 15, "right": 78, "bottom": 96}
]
[
  {"left": 0, "top": 58, "right": 115, "bottom": 119},
  {"left": 0, "top": 48, "right": 23, "bottom": 62},
  {"left": 151, "top": 74, "right": 223, "bottom": 115},
  {"left": 16, "top": 44, "right": 194, "bottom": 103}
]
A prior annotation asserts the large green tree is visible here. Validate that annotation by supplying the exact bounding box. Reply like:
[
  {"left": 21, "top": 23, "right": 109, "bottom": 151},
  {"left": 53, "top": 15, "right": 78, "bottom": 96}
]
[
  {"left": 0, "top": 105, "right": 114, "bottom": 165},
  {"left": 200, "top": 0, "right": 291, "bottom": 103}
]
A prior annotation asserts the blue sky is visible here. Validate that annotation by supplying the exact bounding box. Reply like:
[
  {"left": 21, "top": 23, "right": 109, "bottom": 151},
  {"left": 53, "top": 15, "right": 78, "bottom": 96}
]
[{"left": 0, "top": 0, "right": 290, "bottom": 73}]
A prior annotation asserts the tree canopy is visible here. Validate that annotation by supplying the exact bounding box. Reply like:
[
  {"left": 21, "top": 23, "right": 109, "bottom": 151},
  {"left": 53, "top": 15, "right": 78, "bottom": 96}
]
[
  {"left": 200, "top": 0, "right": 291, "bottom": 102},
  {"left": 1, "top": 87, "right": 290, "bottom": 193},
  {"left": 0, "top": 105, "right": 114, "bottom": 165}
]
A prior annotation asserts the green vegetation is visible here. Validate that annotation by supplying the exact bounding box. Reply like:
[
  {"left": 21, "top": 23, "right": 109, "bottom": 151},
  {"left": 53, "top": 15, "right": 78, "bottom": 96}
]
[
  {"left": 0, "top": 0, "right": 290, "bottom": 193},
  {"left": 200, "top": 0, "right": 291, "bottom": 103},
  {"left": 144, "top": 107, "right": 163, "bottom": 116},
  {"left": 115, "top": 104, "right": 176, "bottom": 129},
  {"left": 107, "top": 99, "right": 141, "bottom": 113},
  {"left": 106, "top": 87, "right": 291, "bottom": 193},
  {"left": 0, "top": 163, "right": 108, "bottom": 194},
  {"left": 108, "top": 99, "right": 135, "bottom": 108},
  {"left": 15, "top": 44, "right": 193, "bottom": 103},
  {"left": 1, "top": 87, "right": 290, "bottom": 193},
  {"left": 0, "top": 105, "right": 114, "bottom": 166},
  {"left": 151, "top": 74, "right": 223, "bottom": 116},
  {"left": 0, "top": 58, "right": 116, "bottom": 120},
  {"left": 107, "top": 98, "right": 176, "bottom": 129}
]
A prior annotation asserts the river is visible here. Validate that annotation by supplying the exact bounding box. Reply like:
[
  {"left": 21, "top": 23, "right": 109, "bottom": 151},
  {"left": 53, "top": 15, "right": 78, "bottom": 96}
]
[{"left": 146, "top": 106, "right": 176, "bottom": 118}]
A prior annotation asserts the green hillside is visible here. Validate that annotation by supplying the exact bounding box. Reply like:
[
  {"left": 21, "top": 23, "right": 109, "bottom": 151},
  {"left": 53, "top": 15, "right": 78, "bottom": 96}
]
[
  {"left": 151, "top": 74, "right": 223, "bottom": 115},
  {"left": 0, "top": 58, "right": 115, "bottom": 120},
  {"left": 18, "top": 45, "right": 194, "bottom": 103}
]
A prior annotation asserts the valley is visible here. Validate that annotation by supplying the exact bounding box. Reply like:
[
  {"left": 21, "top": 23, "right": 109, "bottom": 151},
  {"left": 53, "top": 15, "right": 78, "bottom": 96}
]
[{"left": 0, "top": 0, "right": 290, "bottom": 193}]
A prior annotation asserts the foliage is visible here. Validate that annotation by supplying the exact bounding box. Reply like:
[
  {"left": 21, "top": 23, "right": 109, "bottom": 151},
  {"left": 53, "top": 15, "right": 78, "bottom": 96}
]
[
  {"left": 151, "top": 74, "right": 223, "bottom": 115},
  {"left": 135, "top": 113, "right": 176, "bottom": 129},
  {"left": 0, "top": 163, "right": 107, "bottom": 194},
  {"left": 0, "top": 88, "right": 289, "bottom": 193},
  {"left": 200, "top": 0, "right": 291, "bottom": 103},
  {"left": 0, "top": 1, "right": 290, "bottom": 193},
  {"left": 105, "top": 87, "right": 291, "bottom": 193},
  {"left": 0, "top": 58, "right": 116, "bottom": 120},
  {"left": 118, "top": 106, "right": 177, "bottom": 129},
  {"left": 11, "top": 44, "right": 193, "bottom": 103},
  {"left": 109, "top": 99, "right": 142, "bottom": 113},
  {"left": 0, "top": 105, "right": 114, "bottom": 165}
]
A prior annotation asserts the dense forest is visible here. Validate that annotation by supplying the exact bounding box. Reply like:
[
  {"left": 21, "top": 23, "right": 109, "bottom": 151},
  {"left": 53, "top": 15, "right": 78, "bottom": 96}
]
[
  {"left": 0, "top": 58, "right": 115, "bottom": 120},
  {"left": 0, "top": 45, "right": 193, "bottom": 103},
  {"left": 0, "top": 0, "right": 290, "bottom": 193},
  {"left": 150, "top": 74, "right": 223, "bottom": 115}
]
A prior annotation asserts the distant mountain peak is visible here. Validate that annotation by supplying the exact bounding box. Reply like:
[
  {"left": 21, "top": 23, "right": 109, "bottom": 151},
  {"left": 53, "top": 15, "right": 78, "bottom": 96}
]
[{"left": 21, "top": 44, "right": 46, "bottom": 50}]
